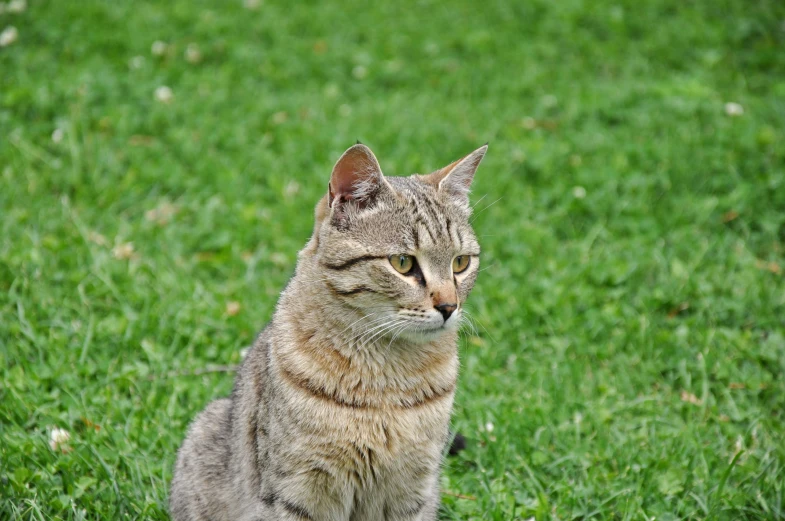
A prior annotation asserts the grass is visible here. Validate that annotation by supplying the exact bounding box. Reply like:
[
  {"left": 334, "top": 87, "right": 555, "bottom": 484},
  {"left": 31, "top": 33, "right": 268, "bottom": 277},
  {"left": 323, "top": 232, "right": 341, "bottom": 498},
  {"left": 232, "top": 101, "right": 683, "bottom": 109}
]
[{"left": 2, "top": 0, "right": 785, "bottom": 519}]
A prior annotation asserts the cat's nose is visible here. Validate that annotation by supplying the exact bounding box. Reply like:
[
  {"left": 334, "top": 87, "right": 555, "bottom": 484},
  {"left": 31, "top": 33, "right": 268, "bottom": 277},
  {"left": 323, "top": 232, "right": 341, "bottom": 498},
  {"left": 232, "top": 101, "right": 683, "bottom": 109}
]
[{"left": 435, "top": 303, "right": 457, "bottom": 321}]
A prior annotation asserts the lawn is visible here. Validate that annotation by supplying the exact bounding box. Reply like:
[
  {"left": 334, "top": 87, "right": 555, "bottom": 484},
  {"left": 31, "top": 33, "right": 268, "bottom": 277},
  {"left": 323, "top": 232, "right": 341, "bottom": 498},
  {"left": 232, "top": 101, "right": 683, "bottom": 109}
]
[{"left": 2, "top": 0, "right": 785, "bottom": 519}]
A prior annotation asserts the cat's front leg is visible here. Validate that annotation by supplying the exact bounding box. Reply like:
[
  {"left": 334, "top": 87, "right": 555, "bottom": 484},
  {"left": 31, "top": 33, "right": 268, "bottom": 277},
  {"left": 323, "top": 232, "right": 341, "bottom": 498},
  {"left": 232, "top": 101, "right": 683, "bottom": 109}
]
[
  {"left": 261, "top": 468, "right": 353, "bottom": 521},
  {"left": 383, "top": 478, "right": 441, "bottom": 521},
  {"left": 386, "top": 496, "right": 441, "bottom": 521}
]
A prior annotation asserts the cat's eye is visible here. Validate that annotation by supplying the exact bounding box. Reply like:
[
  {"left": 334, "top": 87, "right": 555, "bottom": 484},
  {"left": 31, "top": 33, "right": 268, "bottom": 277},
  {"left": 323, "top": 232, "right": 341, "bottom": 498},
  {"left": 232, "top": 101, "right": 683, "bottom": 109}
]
[
  {"left": 453, "top": 255, "right": 470, "bottom": 274},
  {"left": 389, "top": 254, "right": 414, "bottom": 274}
]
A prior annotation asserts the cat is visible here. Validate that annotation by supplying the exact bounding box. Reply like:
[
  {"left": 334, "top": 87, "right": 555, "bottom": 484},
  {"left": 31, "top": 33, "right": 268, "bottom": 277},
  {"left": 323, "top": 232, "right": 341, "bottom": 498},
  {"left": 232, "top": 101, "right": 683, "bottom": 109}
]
[{"left": 170, "top": 142, "right": 487, "bottom": 521}]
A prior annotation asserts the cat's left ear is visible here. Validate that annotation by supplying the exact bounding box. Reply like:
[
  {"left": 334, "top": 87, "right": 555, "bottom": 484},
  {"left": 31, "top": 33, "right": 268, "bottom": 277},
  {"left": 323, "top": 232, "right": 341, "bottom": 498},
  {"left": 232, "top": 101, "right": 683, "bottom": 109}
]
[
  {"left": 328, "top": 144, "right": 390, "bottom": 208},
  {"left": 328, "top": 144, "right": 393, "bottom": 228},
  {"left": 426, "top": 144, "right": 488, "bottom": 204}
]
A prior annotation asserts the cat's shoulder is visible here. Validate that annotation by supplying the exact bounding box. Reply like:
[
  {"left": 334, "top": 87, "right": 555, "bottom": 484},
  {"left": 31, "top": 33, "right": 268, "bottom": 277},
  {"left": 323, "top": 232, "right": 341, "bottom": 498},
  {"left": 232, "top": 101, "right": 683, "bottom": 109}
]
[{"left": 231, "top": 326, "right": 273, "bottom": 400}]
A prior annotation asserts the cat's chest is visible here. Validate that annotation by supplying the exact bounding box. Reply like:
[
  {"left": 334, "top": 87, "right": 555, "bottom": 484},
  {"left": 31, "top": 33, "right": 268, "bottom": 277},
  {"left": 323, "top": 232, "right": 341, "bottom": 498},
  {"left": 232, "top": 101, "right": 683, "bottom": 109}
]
[
  {"left": 330, "top": 405, "right": 451, "bottom": 511},
  {"left": 270, "top": 339, "right": 457, "bottom": 482},
  {"left": 272, "top": 339, "right": 458, "bottom": 442},
  {"left": 277, "top": 388, "right": 454, "bottom": 479},
  {"left": 356, "top": 400, "right": 453, "bottom": 453}
]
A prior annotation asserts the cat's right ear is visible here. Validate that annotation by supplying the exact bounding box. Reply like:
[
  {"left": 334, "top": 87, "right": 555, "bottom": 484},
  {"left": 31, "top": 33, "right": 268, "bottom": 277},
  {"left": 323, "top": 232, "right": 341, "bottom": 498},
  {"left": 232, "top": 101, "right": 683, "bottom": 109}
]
[
  {"left": 328, "top": 144, "right": 390, "bottom": 227},
  {"left": 426, "top": 144, "right": 487, "bottom": 202}
]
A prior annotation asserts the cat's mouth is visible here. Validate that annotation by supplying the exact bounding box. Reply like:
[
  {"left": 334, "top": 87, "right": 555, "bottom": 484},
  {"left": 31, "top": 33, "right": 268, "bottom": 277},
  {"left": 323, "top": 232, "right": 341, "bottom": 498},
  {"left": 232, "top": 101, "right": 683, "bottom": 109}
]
[{"left": 396, "top": 311, "right": 460, "bottom": 342}]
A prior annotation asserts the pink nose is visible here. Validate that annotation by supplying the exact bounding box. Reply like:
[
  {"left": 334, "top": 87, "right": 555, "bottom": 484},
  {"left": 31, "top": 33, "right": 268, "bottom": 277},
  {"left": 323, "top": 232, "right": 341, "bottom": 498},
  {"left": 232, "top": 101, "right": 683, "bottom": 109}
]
[{"left": 435, "top": 303, "right": 457, "bottom": 321}]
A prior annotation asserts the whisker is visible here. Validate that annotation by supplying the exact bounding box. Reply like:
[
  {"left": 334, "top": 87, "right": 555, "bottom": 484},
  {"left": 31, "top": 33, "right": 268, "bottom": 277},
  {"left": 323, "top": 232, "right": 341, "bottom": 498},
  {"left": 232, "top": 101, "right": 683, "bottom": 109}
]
[
  {"left": 460, "top": 313, "right": 479, "bottom": 337},
  {"left": 386, "top": 322, "right": 411, "bottom": 348},
  {"left": 470, "top": 196, "right": 503, "bottom": 223},
  {"left": 367, "top": 319, "right": 406, "bottom": 345},
  {"left": 477, "top": 262, "right": 497, "bottom": 273},
  {"left": 470, "top": 193, "right": 488, "bottom": 211},
  {"left": 351, "top": 315, "right": 396, "bottom": 344},
  {"left": 339, "top": 310, "right": 388, "bottom": 336},
  {"left": 456, "top": 321, "right": 474, "bottom": 345},
  {"left": 353, "top": 317, "right": 395, "bottom": 345},
  {"left": 462, "top": 309, "right": 497, "bottom": 345},
  {"left": 359, "top": 319, "right": 406, "bottom": 350}
]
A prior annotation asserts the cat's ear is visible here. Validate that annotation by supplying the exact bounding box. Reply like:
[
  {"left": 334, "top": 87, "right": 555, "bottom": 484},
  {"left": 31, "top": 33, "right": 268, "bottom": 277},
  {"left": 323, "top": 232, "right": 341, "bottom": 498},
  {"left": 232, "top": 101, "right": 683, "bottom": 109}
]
[
  {"left": 426, "top": 144, "right": 488, "bottom": 203},
  {"left": 328, "top": 143, "right": 389, "bottom": 208}
]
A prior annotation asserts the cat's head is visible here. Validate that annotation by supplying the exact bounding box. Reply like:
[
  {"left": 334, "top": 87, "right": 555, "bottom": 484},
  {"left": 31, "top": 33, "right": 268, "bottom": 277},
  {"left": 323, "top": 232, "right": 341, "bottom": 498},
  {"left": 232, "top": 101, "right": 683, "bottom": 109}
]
[{"left": 305, "top": 143, "right": 486, "bottom": 344}]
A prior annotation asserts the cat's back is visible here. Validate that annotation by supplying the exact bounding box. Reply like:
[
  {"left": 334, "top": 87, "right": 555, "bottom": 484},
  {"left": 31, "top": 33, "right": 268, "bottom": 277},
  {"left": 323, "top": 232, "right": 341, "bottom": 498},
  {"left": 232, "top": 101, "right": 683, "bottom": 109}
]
[
  {"left": 170, "top": 397, "right": 233, "bottom": 520},
  {"left": 170, "top": 328, "right": 273, "bottom": 521}
]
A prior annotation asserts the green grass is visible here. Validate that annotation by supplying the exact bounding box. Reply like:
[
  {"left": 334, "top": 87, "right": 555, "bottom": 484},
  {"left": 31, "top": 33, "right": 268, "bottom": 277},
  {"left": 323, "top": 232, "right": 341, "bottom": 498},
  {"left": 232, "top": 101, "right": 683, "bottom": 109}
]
[{"left": 2, "top": 0, "right": 785, "bottom": 519}]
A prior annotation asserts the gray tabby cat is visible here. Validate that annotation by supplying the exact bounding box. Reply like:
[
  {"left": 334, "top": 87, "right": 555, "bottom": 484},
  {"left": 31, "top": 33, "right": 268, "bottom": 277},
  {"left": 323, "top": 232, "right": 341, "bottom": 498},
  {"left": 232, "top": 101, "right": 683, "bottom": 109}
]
[{"left": 170, "top": 142, "right": 487, "bottom": 521}]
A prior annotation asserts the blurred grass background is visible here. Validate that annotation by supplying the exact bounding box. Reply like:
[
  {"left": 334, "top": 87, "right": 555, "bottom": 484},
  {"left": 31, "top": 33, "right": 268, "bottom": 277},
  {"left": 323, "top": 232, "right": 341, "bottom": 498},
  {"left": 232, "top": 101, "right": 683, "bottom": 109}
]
[{"left": 2, "top": 0, "right": 785, "bottom": 519}]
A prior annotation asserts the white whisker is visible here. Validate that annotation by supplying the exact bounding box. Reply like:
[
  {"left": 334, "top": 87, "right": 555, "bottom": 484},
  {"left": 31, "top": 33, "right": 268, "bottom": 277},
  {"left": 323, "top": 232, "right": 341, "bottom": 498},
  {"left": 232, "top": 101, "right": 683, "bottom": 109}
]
[
  {"left": 352, "top": 317, "right": 395, "bottom": 344},
  {"left": 458, "top": 312, "right": 479, "bottom": 338},
  {"left": 339, "top": 310, "right": 387, "bottom": 336},
  {"left": 350, "top": 315, "right": 396, "bottom": 343},
  {"left": 477, "top": 262, "right": 497, "bottom": 273},
  {"left": 358, "top": 319, "right": 406, "bottom": 350},
  {"left": 470, "top": 196, "right": 503, "bottom": 223},
  {"left": 385, "top": 322, "right": 411, "bottom": 348},
  {"left": 462, "top": 309, "right": 497, "bottom": 345},
  {"left": 470, "top": 193, "right": 488, "bottom": 211}
]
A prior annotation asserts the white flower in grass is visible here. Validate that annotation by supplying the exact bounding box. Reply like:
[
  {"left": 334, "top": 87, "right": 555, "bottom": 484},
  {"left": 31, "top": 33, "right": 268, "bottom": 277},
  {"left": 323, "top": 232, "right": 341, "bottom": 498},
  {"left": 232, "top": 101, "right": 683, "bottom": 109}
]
[
  {"left": 510, "top": 148, "right": 526, "bottom": 163},
  {"left": 129, "top": 55, "right": 145, "bottom": 70},
  {"left": 151, "top": 40, "right": 168, "bottom": 56},
  {"left": 284, "top": 180, "right": 300, "bottom": 198},
  {"left": 724, "top": 102, "right": 744, "bottom": 116},
  {"left": 270, "top": 252, "right": 288, "bottom": 267},
  {"left": 521, "top": 117, "right": 537, "bottom": 130},
  {"left": 185, "top": 43, "right": 202, "bottom": 64},
  {"left": 88, "top": 231, "right": 108, "bottom": 246},
  {"left": 155, "top": 86, "right": 173, "bottom": 103},
  {"left": 49, "top": 428, "right": 71, "bottom": 452},
  {"left": 112, "top": 242, "right": 135, "bottom": 259},
  {"left": 679, "top": 389, "right": 702, "bottom": 405},
  {"left": 145, "top": 200, "right": 178, "bottom": 225},
  {"left": 0, "top": 26, "right": 18, "bottom": 47},
  {"left": 734, "top": 435, "right": 743, "bottom": 454},
  {"left": 52, "top": 128, "right": 64, "bottom": 144},
  {"left": 324, "top": 83, "right": 340, "bottom": 99},
  {"left": 352, "top": 65, "right": 367, "bottom": 80},
  {"left": 8, "top": 0, "right": 26, "bottom": 13},
  {"left": 243, "top": 0, "right": 261, "bottom": 9},
  {"left": 271, "top": 111, "right": 288, "bottom": 125},
  {"left": 484, "top": 421, "right": 494, "bottom": 433},
  {"left": 572, "top": 186, "right": 587, "bottom": 199},
  {"left": 542, "top": 94, "right": 558, "bottom": 108},
  {"left": 226, "top": 301, "right": 241, "bottom": 316}
]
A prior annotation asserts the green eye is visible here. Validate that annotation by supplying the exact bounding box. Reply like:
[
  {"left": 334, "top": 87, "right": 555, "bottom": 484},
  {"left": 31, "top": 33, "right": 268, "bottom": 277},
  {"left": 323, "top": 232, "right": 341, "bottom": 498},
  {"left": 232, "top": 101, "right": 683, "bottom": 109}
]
[
  {"left": 390, "top": 254, "right": 414, "bottom": 274},
  {"left": 453, "top": 255, "right": 470, "bottom": 273}
]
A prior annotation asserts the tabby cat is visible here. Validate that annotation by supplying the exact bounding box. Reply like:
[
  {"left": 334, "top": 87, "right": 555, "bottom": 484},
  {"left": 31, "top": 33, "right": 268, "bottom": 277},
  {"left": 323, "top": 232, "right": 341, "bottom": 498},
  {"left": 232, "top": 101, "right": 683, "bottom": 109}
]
[{"left": 170, "top": 142, "right": 487, "bottom": 521}]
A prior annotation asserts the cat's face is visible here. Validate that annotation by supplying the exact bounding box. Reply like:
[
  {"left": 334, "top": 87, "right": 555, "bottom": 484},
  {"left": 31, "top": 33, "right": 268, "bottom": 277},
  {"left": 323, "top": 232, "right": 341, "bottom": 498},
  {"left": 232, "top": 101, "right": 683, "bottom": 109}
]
[{"left": 311, "top": 144, "right": 486, "bottom": 345}]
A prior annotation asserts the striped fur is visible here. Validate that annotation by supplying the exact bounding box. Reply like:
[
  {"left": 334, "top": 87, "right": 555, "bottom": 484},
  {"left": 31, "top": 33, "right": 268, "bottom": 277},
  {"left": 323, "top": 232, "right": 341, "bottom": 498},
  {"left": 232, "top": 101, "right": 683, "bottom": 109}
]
[{"left": 170, "top": 144, "right": 487, "bottom": 521}]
